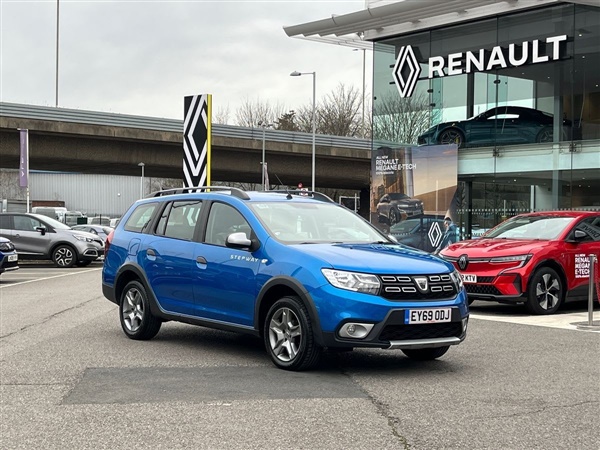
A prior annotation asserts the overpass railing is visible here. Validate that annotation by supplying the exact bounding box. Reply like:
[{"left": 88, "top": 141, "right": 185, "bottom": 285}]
[{"left": 0, "top": 102, "right": 371, "bottom": 150}]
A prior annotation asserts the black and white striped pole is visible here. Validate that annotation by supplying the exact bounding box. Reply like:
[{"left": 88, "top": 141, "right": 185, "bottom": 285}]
[{"left": 183, "top": 94, "right": 211, "bottom": 190}]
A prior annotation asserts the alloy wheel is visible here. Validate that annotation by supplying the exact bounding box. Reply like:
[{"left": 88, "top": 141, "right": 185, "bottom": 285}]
[
  {"left": 439, "top": 129, "right": 463, "bottom": 146},
  {"left": 54, "top": 246, "right": 74, "bottom": 267},
  {"left": 122, "top": 287, "right": 145, "bottom": 333},
  {"left": 268, "top": 307, "right": 302, "bottom": 363},
  {"left": 534, "top": 273, "right": 560, "bottom": 311}
]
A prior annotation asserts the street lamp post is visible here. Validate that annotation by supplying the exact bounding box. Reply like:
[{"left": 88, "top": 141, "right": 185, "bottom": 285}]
[
  {"left": 259, "top": 121, "right": 273, "bottom": 190},
  {"left": 138, "top": 162, "right": 145, "bottom": 198},
  {"left": 290, "top": 70, "right": 316, "bottom": 192}
]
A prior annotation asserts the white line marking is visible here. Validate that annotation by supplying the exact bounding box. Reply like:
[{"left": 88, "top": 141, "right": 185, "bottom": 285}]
[{"left": 0, "top": 268, "right": 102, "bottom": 288}]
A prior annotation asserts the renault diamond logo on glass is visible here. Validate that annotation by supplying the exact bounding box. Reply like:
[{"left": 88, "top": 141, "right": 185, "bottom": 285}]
[
  {"left": 413, "top": 276, "right": 429, "bottom": 293},
  {"left": 458, "top": 254, "right": 469, "bottom": 271},
  {"left": 393, "top": 45, "right": 421, "bottom": 98}
]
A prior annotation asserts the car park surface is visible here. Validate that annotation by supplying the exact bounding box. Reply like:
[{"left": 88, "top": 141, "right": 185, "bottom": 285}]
[
  {"left": 0, "top": 212, "right": 104, "bottom": 268},
  {"left": 1, "top": 263, "right": 598, "bottom": 449},
  {"left": 103, "top": 188, "right": 468, "bottom": 370},
  {"left": 440, "top": 211, "right": 600, "bottom": 315}
]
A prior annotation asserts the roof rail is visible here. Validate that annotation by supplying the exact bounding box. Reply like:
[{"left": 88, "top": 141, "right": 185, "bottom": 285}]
[
  {"left": 147, "top": 186, "right": 250, "bottom": 200},
  {"left": 267, "top": 190, "right": 334, "bottom": 203}
]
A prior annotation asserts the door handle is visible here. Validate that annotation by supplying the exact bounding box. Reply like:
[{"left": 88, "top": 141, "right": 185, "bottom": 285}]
[
  {"left": 196, "top": 256, "right": 207, "bottom": 264},
  {"left": 146, "top": 248, "right": 156, "bottom": 261}
]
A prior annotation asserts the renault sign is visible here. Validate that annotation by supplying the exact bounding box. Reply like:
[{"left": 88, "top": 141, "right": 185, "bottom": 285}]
[{"left": 393, "top": 35, "right": 568, "bottom": 98}]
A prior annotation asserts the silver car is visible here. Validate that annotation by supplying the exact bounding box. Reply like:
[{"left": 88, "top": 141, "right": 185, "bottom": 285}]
[{"left": 0, "top": 213, "right": 104, "bottom": 267}]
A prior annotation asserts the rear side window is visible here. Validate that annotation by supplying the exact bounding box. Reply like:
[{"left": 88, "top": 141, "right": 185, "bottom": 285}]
[
  {"left": 156, "top": 200, "right": 202, "bottom": 240},
  {"left": 124, "top": 204, "right": 157, "bottom": 233},
  {"left": 0, "top": 215, "right": 12, "bottom": 229}
]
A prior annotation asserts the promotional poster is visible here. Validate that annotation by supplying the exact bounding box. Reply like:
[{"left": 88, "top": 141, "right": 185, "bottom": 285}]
[{"left": 371, "top": 144, "right": 458, "bottom": 253}]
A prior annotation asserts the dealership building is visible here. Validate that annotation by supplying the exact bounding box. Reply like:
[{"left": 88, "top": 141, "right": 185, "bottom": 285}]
[{"left": 286, "top": 0, "right": 599, "bottom": 233}]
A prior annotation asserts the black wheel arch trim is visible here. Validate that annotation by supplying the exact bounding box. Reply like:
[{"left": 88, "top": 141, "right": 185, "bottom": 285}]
[
  {"left": 528, "top": 259, "right": 567, "bottom": 294},
  {"left": 254, "top": 276, "right": 325, "bottom": 346}
]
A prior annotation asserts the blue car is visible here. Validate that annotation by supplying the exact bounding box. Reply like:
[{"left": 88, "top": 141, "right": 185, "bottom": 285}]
[
  {"left": 102, "top": 188, "right": 468, "bottom": 370},
  {"left": 0, "top": 236, "right": 19, "bottom": 274}
]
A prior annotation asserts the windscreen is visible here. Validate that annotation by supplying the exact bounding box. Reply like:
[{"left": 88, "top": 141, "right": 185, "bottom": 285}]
[
  {"left": 250, "top": 202, "right": 388, "bottom": 244},
  {"left": 484, "top": 216, "right": 575, "bottom": 240}
]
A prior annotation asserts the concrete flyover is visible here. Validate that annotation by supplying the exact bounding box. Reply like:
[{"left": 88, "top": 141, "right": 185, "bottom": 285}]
[{"left": 0, "top": 103, "right": 371, "bottom": 190}]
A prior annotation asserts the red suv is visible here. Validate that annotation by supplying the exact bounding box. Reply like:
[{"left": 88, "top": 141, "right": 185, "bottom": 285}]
[{"left": 440, "top": 211, "right": 600, "bottom": 315}]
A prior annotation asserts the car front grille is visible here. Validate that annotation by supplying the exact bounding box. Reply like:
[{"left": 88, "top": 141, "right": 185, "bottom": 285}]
[
  {"left": 465, "top": 284, "right": 502, "bottom": 296},
  {"left": 380, "top": 274, "right": 457, "bottom": 300},
  {"left": 379, "top": 322, "right": 463, "bottom": 341}
]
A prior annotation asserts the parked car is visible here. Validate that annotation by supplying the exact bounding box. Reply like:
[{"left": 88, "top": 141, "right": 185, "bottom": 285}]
[
  {"left": 376, "top": 193, "right": 424, "bottom": 226},
  {"left": 102, "top": 188, "right": 469, "bottom": 371},
  {"left": 0, "top": 213, "right": 104, "bottom": 268},
  {"left": 417, "top": 106, "right": 572, "bottom": 148},
  {"left": 440, "top": 211, "right": 600, "bottom": 314},
  {"left": 71, "top": 225, "right": 114, "bottom": 242},
  {"left": 89, "top": 216, "right": 111, "bottom": 226},
  {"left": 63, "top": 211, "right": 85, "bottom": 226},
  {"left": 0, "top": 236, "right": 19, "bottom": 274},
  {"left": 109, "top": 218, "right": 120, "bottom": 228}
]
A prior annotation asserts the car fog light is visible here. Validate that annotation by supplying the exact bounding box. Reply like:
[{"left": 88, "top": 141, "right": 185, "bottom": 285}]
[
  {"left": 339, "top": 323, "right": 374, "bottom": 339},
  {"left": 462, "top": 317, "right": 469, "bottom": 333}
]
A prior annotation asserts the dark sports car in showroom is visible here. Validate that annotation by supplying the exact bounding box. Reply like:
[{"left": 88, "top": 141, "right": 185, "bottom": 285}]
[
  {"left": 417, "top": 106, "right": 571, "bottom": 148},
  {"left": 440, "top": 211, "right": 600, "bottom": 315},
  {"left": 376, "top": 193, "right": 423, "bottom": 226}
]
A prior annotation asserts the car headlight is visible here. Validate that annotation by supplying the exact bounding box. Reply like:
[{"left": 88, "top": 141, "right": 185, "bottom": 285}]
[
  {"left": 321, "top": 269, "right": 380, "bottom": 295},
  {"left": 490, "top": 254, "right": 532, "bottom": 268},
  {"left": 450, "top": 270, "right": 464, "bottom": 290},
  {"left": 74, "top": 234, "right": 93, "bottom": 243}
]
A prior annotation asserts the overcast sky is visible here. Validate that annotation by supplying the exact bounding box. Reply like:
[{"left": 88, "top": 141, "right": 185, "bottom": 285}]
[{"left": 1, "top": 0, "right": 372, "bottom": 123}]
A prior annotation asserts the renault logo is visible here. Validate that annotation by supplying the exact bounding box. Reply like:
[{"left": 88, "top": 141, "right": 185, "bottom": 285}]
[
  {"left": 413, "top": 276, "right": 429, "bottom": 293},
  {"left": 458, "top": 254, "right": 469, "bottom": 270},
  {"left": 393, "top": 45, "right": 421, "bottom": 98}
]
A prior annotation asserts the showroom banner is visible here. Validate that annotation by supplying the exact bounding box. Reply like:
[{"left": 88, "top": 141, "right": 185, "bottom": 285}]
[{"left": 371, "top": 144, "right": 458, "bottom": 252}]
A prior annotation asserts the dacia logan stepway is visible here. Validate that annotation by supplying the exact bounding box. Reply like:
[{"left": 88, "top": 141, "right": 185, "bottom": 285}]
[{"left": 102, "top": 188, "right": 469, "bottom": 370}]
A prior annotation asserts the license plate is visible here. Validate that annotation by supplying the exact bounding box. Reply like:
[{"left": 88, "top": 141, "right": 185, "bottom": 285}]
[
  {"left": 8, "top": 254, "right": 18, "bottom": 262},
  {"left": 405, "top": 308, "right": 452, "bottom": 324},
  {"left": 461, "top": 273, "right": 477, "bottom": 283}
]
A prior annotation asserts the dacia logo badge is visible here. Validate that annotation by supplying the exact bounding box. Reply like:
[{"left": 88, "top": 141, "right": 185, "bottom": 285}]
[
  {"left": 413, "top": 276, "right": 429, "bottom": 293},
  {"left": 458, "top": 254, "right": 469, "bottom": 270}
]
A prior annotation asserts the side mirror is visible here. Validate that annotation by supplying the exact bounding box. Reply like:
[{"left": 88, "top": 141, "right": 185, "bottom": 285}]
[
  {"left": 566, "top": 229, "right": 587, "bottom": 243},
  {"left": 226, "top": 232, "right": 254, "bottom": 250},
  {"left": 35, "top": 226, "right": 47, "bottom": 236}
]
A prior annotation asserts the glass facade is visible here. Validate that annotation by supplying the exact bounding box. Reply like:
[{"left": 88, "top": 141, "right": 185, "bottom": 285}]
[{"left": 373, "top": 4, "right": 600, "bottom": 237}]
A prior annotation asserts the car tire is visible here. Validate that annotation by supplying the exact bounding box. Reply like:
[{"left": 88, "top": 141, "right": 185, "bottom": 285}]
[
  {"left": 438, "top": 128, "right": 464, "bottom": 147},
  {"left": 52, "top": 245, "right": 76, "bottom": 268},
  {"left": 536, "top": 127, "right": 553, "bottom": 143},
  {"left": 264, "top": 296, "right": 321, "bottom": 371},
  {"left": 402, "top": 346, "right": 449, "bottom": 361},
  {"left": 526, "top": 267, "right": 563, "bottom": 315},
  {"left": 119, "top": 280, "right": 162, "bottom": 340}
]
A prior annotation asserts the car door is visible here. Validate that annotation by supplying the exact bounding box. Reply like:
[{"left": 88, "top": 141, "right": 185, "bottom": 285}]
[
  {"left": 192, "top": 202, "right": 260, "bottom": 327},
  {"left": 562, "top": 216, "right": 600, "bottom": 293},
  {"left": 141, "top": 200, "right": 202, "bottom": 316},
  {"left": 10, "top": 215, "right": 52, "bottom": 257}
]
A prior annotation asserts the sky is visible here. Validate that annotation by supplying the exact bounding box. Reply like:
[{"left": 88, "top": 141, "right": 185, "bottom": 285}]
[{"left": 0, "top": 0, "right": 372, "bottom": 123}]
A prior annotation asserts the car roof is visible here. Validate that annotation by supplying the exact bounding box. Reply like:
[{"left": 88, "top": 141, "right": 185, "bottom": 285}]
[
  {"left": 510, "top": 211, "right": 598, "bottom": 219},
  {"left": 140, "top": 188, "right": 335, "bottom": 205}
]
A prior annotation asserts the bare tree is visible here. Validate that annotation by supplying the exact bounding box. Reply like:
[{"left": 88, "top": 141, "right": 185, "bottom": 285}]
[
  {"left": 235, "top": 97, "right": 287, "bottom": 128},
  {"left": 213, "top": 105, "right": 231, "bottom": 124},
  {"left": 372, "top": 91, "right": 437, "bottom": 145},
  {"left": 293, "top": 83, "right": 364, "bottom": 137}
]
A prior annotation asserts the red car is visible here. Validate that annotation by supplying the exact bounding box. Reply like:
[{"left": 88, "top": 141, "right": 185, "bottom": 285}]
[{"left": 440, "top": 211, "right": 600, "bottom": 315}]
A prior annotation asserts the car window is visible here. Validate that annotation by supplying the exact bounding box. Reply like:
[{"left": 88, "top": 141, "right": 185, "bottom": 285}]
[
  {"left": 157, "top": 200, "right": 202, "bottom": 240},
  {"left": 485, "top": 216, "right": 575, "bottom": 240},
  {"left": 205, "top": 203, "right": 251, "bottom": 246},
  {"left": 0, "top": 215, "right": 11, "bottom": 229},
  {"left": 488, "top": 114, "right": 519, "bottom": 120},
  {"left": 14, "top": 216, "right": 44, "bottom": 232},
  {"left": 574, "top": 217, "right": 600, "bottom": 242},
  {"left": 250, "top": 202, "right": 386, "bottom": 244},
  {"left": 124, "top": 203, "right": 158, "bottom": 233}
]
